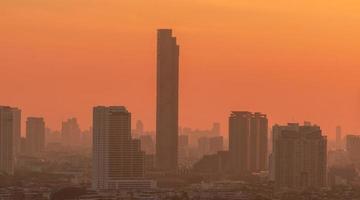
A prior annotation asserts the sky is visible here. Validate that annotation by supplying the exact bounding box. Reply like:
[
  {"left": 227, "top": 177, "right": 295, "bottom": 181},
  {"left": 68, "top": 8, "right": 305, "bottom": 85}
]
[{"left": 2, "top": 0, "right": 360, "bottom": 138}]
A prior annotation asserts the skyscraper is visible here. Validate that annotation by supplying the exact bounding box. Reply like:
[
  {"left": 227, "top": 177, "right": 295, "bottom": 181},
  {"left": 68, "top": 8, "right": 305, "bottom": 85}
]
[
  {"left": 228, "top": 111, "right": 268, "bottom": 174},
  {"left": 156, "top": 29, "right": 179, "bottom": 171},
  {"left": 26, "top": 117, "right": 45, "bottom": 156},
  {"left": 346, "top": 134, "right": 360, "bottom": 163},
  {"left": 249, "top": 112, "right": 268, "bottom": 172},
  {"left": 272, "top": 122, "right": 327, "bottom": 190},
  {"left": 12, "top": 108, "right": 21, "bottom": 158},
  {"left": 0, "top": 106, "right": 16, "bottom": 175},
  {"left": 92, "top": 106, "right": 146, "bottom": 190},
  {"left": 336, "top": 126, "right": 342, "bottom": 150}
]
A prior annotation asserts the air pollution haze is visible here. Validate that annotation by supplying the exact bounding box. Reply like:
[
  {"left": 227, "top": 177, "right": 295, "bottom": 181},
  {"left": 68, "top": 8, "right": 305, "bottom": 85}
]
[
  {"left": 3, "top": 0, "right": 360, "bottom": 199},
  {"left": 2, "top": 1, "right": 360, "bottom": 137}
]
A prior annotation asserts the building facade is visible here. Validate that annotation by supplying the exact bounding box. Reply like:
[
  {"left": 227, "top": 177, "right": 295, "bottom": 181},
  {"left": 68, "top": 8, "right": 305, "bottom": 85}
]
[
  {"left": 272, "top": 123, "right": 327, "bottom": 190},
  {"left": 156, "top": 29, "right": 179, "bottom": 171},
  {"left": 346, "top": 134, "right": 360, "bottom": 163},
  {"left": 336, "top": 126, "right": 342, "bottom": 150},
  {"left": 26, "top": 117, "right": 45, "bottom": 156},
  {"left": 0, "top": 106, "right": 17, "bottom": 175},
  {"left": 92, "top": 106, "right": 145, "bottom": 190},
  {"left": 228, "top": 111, "right": 268, "bottom": 174}
]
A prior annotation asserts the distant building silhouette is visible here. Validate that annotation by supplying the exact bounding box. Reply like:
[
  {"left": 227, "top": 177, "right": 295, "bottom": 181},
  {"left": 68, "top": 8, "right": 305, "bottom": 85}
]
[
  {"left": 61, "top": 118, "right": 81, "bottom": 147},
  {"left": 92, "top": 106, "right": 146, "bottom": 190},
  {"left": 178, "top": 134, "right": 189, "bottom": 165},
  {"left": 12, "top": 108, "right": 21, "bottom": 158},
  {"left": 198, "top": 137, "right": 210, "bottom": 156},
  {"left": 271, "top": 122, "right": 327, "bottom": 190},
  {"left": 228, "top": 111, "right": 268, "bottom": 174},
  {"left": 81, "top": 128, "right": 92, "bottom": 148},
  {"left": 346, "top": 134, "right": 360, "bottom": 163},
  {"left": 209, "top": 136, "right": 224, "bottom": 154},
  {"left": 336, "top": 126, "right": 342, "bottom": 150},
  {"left": 249, "top": 112, "right": 268, "bottom": 172},
  {"left": 179, "top": 135, "right": 189, "bottom": 148},
  {"left": 193, "top": 151, "right": 230, "bottom": 174},
  {"left": 156, "top": 29, "right": 179, "bottom": 171},
  {"left": 212, "top": 122, "right": 221, "bottom": 136},
  {"left": 136, "top": 120, "right": 144, "bottom": 135},
  {"left": 140, "top": 134, "right": 155, "bottom": 155},
  {"left": 0, "top": 106, "right": 19, "bottom": 175},
  {"left": 26, "top": 117, "right": 45, "bottom": 156}
]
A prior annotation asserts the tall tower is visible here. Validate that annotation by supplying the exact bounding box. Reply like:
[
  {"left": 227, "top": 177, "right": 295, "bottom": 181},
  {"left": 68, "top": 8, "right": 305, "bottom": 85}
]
[
  {"left": 336, "top": 126, "right": 342, "bottom": 150},
  {"left": 12, "top": 108, "right": 21, "bottom": 158},
  {"left": 92, "top": 106, "right": 145, "bottom": 190},
  {"left": 156, "top": 29, "right": 179, "bottom": 171},
  {"left": 0, "top": 106, "right": 16, "bottom": 175},
  {"left": 26, "top": 117, "right": 45, "bottom": 156}
]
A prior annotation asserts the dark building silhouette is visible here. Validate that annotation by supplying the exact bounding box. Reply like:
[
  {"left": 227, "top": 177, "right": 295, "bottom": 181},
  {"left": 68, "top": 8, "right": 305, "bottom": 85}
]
[
  {"left": 12, "top": 108, "right": 21, "bottom": 158},
  {"left": 0, "top": 106, "right": 18, "bottom": 175},
  {"left": 92, "top": 106, "right": 145, "bottom": 190},
  {"left": 26, "top": 117, "right": 45, "bottom": 156},
  {"left": 156, "top": 29, "right": 179, "bottom": 171},
  {"left": 346, "top": 134, "right": 360, "bottom": 163},
  {"left": 229, "top": 111, "right": 268, "bottom": 174},
  {"left": 271, "top": 123, "right": 327, "bottom": 190},
  {"left": 249, "top": 113, "right": 268, "bottom": 172},
  {"left": 336, "top": 126, "right": 342, "bottom": 150}
]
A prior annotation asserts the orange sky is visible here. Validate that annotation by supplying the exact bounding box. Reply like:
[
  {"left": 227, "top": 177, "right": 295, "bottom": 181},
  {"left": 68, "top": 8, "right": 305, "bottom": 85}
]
[{"left": 2, "top": 0, "right": 360, "bottom": 138}]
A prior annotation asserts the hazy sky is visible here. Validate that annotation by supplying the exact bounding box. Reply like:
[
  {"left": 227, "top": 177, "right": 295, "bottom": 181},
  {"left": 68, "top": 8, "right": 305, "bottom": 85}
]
[{"left": 2, "top": 0, "right": 360, "bottom": 137}]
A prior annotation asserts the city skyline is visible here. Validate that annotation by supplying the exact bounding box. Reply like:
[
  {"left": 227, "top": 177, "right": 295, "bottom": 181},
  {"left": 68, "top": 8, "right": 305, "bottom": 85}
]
[
  {"left": 3, "top": 1, "right": 360, "bottom": 198},
  {"left": 3, "top": 1, "right": 360, "bottom": 137}
]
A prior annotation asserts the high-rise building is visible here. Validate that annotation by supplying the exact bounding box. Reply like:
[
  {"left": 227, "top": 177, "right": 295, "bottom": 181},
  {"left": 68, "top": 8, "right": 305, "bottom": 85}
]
[
  {"left": 228, "top": 111, "right": 268, "bottom": 174},
  {"left": 12, "top": 108, "right": 21, "bottom": 158},
  {"left": 271, "top": 122, "right": 327, "bottom": 190},
  {"left": 346, "top": 134, "right": 360, "bottom": 163},
  {"left": 26, "top": 117, "right": 45, "bottom": 156},
  {"left": 336, "top": 126, "right": 342, "bottom": 150},
  {"left": 92, "top": 106, "right": 145, "bottom": 190},
  {"left": 156, "top": 29, "right": 179, "bottom": 171},
  {"left": 178, "top": 135, "right": 189, "bottom": 165},
  {"left": 249, "top": 112, "right": 268, "bottom": 172},
  {"left": 0, "top": 106, "right": 17, "bottom": 175},
  {"left": 61, "top": 118, "right": 81, "bottom": 147}
]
